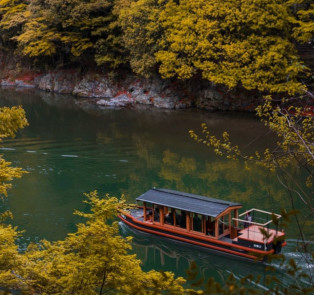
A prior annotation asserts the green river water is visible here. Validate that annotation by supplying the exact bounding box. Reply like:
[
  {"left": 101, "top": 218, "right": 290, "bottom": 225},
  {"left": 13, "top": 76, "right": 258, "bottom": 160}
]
[{"left": 0, "top": 87, "right": 312, "bottom": 290}]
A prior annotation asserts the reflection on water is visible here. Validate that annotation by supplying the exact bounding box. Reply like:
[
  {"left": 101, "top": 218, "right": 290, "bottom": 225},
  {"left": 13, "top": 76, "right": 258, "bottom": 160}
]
[
  {"left": 0, "top": 87, "right": 312, "bottom": 286},
  {"left": 120, "top": 222, "right": 313, "bottom": 290},
  {"left": 119, "top": 222, "right": 264, "bottom": 280}
]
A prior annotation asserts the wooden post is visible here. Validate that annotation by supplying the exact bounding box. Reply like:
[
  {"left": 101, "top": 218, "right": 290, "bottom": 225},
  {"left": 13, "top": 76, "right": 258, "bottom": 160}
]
[
  {"left": 229, "top": 212, "right": 231, "bottom": 233},
  {"left": 143, "top": 202, "right": 147, "bottom": 221},
  {"left": 207, "top": 217, "right": 212, "bottom": 235},
  {"left": 234, "top": 209, "right": 239, "bottom": 227},
  {"left": 202, "top": 216, "right": 206, "bottom": 234},
  {"left": 186, "top": 212, "right": 191, "bottom": 231},
  {"left": 160, "top": 206, "right": 164, "bottom": 225},
  {"left": 215, "top": 219, "right": 219, "bottom": 238},
  {"left": 172, "top": 209, "right": 176, "bottom": 226},
  {"left": 190, "top": 213, "right": 193, "bottom": 231}
]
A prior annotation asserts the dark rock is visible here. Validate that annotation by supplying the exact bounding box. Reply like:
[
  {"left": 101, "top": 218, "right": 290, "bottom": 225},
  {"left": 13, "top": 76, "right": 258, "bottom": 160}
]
[
  {"left": 0, "top": 51, "right": 263, "bottom": 111},
  {"left": 0, "top": 79, "right": 15, "bottom": 86},
  {"left": 15, "top": 79, "right": 35, "bottom": 88},
  {"left": 97, "top": 94, "right": 133, "bottom": 107}
]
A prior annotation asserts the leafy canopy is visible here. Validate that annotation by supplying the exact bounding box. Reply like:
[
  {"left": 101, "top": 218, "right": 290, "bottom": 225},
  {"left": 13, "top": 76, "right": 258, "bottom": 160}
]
[
  {"left": 117, "top": 0, "right": 312, "bottom": 94},
  {"left": 1, "top": 0, "right": 313, "bottom": 93},
  {"left": 11, "top": 0, "right": 125, "bottom": 67},
  {"left": 0, "top": 191, "right": 189, "bottom": 294},
  {"left": 0, "top": 106, "right": 28, "bottom": 197}
]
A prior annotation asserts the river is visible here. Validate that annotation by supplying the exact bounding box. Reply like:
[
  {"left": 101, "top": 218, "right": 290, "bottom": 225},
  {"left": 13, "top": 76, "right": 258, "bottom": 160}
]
[{"left": 0, "top": 87, "right": 312, "bottom": 290}]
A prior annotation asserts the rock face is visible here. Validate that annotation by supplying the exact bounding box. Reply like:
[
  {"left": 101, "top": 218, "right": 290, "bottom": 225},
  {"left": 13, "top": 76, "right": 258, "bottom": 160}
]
[
  {"left": 39, "top": 71, "right": 79, "bottom": 93},
  {"left": 0, "top": 53, "right": 261, "bottom": 111}
]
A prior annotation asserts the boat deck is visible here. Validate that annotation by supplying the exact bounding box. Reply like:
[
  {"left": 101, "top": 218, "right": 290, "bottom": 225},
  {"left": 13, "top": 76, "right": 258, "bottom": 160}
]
[
  {"left": 129, "top": 208, "right": 144, "bottom": 221},
  {"left": 235, "top": 225, "right": 285, "bottom": 243},
  {"left": 127, "top": 208, "right": 284, "bottom": 245}
]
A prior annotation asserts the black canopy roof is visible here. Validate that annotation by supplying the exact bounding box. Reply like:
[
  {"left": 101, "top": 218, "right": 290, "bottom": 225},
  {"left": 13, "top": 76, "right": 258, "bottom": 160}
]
[{"left": 136, "top": 188, "right": 241, "bottom": 218}]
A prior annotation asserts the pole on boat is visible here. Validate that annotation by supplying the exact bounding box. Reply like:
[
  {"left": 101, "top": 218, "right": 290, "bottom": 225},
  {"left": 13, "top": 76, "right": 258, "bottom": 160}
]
[{"left": 143, "top": 202, "right": 147, "bottom": 221}]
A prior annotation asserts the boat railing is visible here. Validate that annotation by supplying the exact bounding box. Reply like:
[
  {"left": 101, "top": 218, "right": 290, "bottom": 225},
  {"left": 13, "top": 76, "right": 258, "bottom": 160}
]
[
  {"left": 232, "top": 210, "right": 283, "bottom": 245},
  {"left": 233, "top": 208, "right": 281, "bottom": 228}
]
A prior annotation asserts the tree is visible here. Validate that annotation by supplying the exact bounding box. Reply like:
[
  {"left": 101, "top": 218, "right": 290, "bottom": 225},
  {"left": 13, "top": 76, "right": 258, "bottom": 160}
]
[
  {"left": 189, "top": 95, "right": 313, "bottom": 214},
  {"left": 0, "top": 106, "right": 28, "bottom": 197},
  {"left": 0, "top": 105, "right": 28, "bottom": 290},
  {"left": 288, "top": 0, "right": 314, "bottom": 43},
  {"left": 0, "top": 0, "right": 29, "bottom": 48},
  {"left": 14, "top": 0, "right": 125, "bottom": 68},
  {"left": 117, "top": 0, "right": 313, "bottom": 94},
  {"left": 189, "top": 94, "right": 313, "bottom": 293},
  {"left": 0, "top": 192, "right": 189, "bottom": 294},
  {"left": 114, "top": 0, "right": 163, "bottom": 77}
]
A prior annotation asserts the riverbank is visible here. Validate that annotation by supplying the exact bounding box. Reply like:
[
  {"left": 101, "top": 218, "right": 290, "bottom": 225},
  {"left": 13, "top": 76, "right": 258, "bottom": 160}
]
[{"left": 0, "top": 52, "right": 262, "bottom": 112}]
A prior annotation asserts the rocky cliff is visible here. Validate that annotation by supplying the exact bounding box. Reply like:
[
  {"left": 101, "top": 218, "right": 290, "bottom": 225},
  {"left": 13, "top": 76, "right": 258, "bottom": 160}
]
[{"left": 0, "top": 52, "right": 261, "bottom": 111}]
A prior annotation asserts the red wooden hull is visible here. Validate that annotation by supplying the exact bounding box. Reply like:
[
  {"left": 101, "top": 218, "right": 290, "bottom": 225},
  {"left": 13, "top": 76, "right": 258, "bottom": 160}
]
[{"left": 118, "top": 210, "right": 286, "bottom": 261}]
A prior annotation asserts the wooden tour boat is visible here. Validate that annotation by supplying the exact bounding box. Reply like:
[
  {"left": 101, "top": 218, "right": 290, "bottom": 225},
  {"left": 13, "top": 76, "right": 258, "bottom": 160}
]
[{"left": 118, "top": 188, "right": 286, "bottom": 261}]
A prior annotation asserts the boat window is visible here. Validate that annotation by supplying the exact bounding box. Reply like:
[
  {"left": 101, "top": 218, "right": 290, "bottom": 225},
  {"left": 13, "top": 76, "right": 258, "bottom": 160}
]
[
  {"left": 218, "top": 217, "right": 224, "bottom": 235},
  {"left": 153, "top": 205, "right": 160, "bottom": 223},
  {"left": 174, "top": 210, "right": 186, "bottom": 229},
  {"left": 218, "top": 215, "right": 230, "bottom": 235},
  {"left": 164, "top": 207, "right": 174, "bottom": 225},
  {"left": 206, "top": 217, "right": 215, "bottom": 237},
  {"left": 223, "top": 214, "right": 230, "bottom": 232},
  {"left": 145, "top": 209, "right": 153, "bottom": 222},
  {"left": 192, "top": 213, "right": 202, "bottom": 232}
]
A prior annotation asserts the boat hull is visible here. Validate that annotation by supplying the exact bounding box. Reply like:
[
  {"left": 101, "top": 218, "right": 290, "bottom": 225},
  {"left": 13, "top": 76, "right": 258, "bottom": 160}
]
[{"left": 118, "top": 212, "right": 286, "bottom": 261}]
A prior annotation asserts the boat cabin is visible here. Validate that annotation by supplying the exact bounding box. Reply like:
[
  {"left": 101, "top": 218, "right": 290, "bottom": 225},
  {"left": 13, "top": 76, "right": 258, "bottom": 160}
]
[
  {"left": 119, "top": 188, "right": 286, "bottom": 260},
  {"left": 136, "top": 188, "right": 242, "bottom": 239}
]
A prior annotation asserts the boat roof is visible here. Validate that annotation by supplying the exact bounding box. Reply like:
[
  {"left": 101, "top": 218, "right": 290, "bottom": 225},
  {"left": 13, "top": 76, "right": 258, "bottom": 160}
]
[{"left": 136, "top": 188, "right": 241, "bottom": 218}]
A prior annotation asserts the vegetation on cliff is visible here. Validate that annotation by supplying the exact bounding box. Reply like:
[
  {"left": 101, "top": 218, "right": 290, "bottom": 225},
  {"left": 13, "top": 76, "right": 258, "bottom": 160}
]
[{"left": 0, "top": 0, "right": 313, "bottom": 94}]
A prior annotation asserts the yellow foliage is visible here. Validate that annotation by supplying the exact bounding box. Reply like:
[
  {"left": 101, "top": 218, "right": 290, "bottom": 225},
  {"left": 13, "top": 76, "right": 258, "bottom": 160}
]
[
  {"left": 0, "top": 106, "right": 28, "bottom": 197},
  {"left": 0, "top": 224, "right": 25, "bottom": 290},
  {"left": 290, "top": 2, "right": 314, "bottom": 42},
  {"left": 0, "top": 105, "right": 28, "bottom": 290},
  {"left": 0, "top": 106, "right": 28, "bottom": 139},
  {"left": 15, "top": 17, "right": 59, "bottom": 57},
  {"left": 1, "top": 0, "right": 125, "bottom": 67},
  {"left": 0, "top": 192, "right": 190, "bottom": 294},
  {"left": 118, "top": 0, "right": 311, "bottom": 94},
  {"left": 190, "top": 95, "right": 313, "bottom": 212},
  {"left": 0, "top": 0, "right": 28, "bottom": 32}
]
